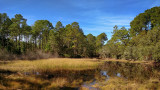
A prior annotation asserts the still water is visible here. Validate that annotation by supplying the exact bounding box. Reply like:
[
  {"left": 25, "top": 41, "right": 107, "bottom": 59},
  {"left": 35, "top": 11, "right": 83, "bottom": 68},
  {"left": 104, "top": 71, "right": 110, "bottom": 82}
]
[{"left": 0, "top": 61, "right": 160, "bottom": 89}]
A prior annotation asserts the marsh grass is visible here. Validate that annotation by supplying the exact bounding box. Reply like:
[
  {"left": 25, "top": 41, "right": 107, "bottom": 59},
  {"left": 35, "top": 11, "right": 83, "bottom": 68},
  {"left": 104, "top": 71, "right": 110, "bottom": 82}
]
[
  {"left": 0, "top": 73, "right": 84, "bottom": 89},
  {"left": 93, "top": 77, "right": 160, "bottom": 90},
  {"left": 0, "top": 58, "right": 101, "bottom": 89},
  {"left": 0, "top": 58, "right": 101, "bottom": 72},
  {"left": 49, "top": 78, "right": 68, "bottom": 88},
  {"left": 0, "top": 58, "right": 159, "bottom": 89},
  {"left": 0, "top": 74, "right": 52, "bottom": 89}
]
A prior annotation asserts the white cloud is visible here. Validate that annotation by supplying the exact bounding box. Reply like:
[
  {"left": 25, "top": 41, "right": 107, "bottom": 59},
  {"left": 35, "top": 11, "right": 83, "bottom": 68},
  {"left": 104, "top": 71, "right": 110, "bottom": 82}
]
[{"left": 81, "top": 15, "right": 133, "bottom": 32}]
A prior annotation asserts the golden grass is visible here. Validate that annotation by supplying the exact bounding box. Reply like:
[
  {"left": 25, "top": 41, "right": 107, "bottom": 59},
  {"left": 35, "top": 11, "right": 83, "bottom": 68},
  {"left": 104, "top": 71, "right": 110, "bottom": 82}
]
[
  {"left": 49, "top": 78, "right": 68, "bottom": 88},
  {"left": 0, "top": 58, "right": 154, "bottom": 73},
  {"left": 93, "top": 77, "right": 160, "bottom": 90},
  {"left": 0, "top": 58, "right": 159, "bottom": 89},
  {"left": 80, "top": 87, "right": 89, "bottom": 90},
  {"left": 99, "top": 77, "right": 139, "bottom": 90},
  {"left": 0, "top": 58, "right": 101, "bottom": 72}
]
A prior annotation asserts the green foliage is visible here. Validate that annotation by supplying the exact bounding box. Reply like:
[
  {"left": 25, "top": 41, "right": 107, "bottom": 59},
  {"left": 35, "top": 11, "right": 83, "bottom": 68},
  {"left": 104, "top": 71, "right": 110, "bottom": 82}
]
[
  {"left": 99, "top": 7, "right": 160, "bottom": 62},
  {"left": 103, "top": 25, "right": 160, "bottom": 61},
  {"left": 130, "top": 7, "right": 160, "bottom": 36},
  {"left": 32, "top": 20, "right": 53, "bottom": 50},
  {"left": 0, "top": 13, "right": 108, "bottom": 59},
  {"left": 64, "top": 22, "right": 88, "bottom": 57},
  {"left": 96, "top": 33, "right": 108, "bottom": 53},
  {"left": 0, "top": 13, "right": 12, "bottom": 48},
  {"left": 101, "top": 26, "right": 129, "bottom": 59},
  {"left": 111, "top": 26, "right": 130, "bottom": 45},
  {"left": 153, "top": 42, "right": 160, "bottom": 62},
  {"left": 86, "top": 34, "right": 96, "bottom": 57}
]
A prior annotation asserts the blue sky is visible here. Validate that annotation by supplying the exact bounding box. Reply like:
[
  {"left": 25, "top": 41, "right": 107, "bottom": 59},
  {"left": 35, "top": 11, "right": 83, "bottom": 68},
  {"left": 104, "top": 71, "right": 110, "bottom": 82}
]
[{"left": 0, "top": 0, "right": 160, "bottom": 39}]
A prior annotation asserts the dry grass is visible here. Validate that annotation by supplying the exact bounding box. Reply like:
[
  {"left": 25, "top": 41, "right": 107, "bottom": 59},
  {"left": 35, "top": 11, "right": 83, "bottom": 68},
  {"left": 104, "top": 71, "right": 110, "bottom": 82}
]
[
  {"left": 93, "top": 77, "right": 160, "bottom": 90},
  {"left": 0, "top": 58, "right": 101, "bottom": 72},
  {"left": 48, "top": 78, "right": 68, "bottom": 88},
  {"left": 0, "top": 58, "right": 154, "bottom": 73},
  {"left": 80, "top": 87, "right": 89, "bottom": 90},
  {"left": 0, "top": 58, "right": 100, "bottom": 89}
]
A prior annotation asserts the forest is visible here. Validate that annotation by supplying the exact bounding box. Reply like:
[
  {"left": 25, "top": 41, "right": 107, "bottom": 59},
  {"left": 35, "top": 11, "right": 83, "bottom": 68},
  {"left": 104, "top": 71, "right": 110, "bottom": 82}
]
[{"left": 0, "top": 6, "right": 160, "bottom": 62}]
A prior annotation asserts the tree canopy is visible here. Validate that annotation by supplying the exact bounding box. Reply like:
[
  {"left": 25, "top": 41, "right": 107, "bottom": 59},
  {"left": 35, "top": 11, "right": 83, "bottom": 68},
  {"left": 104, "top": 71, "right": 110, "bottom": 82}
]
[
  {"left": 100, "top": 6, "right": 160, "bottom": 62},
  {"left": 130, "top": 6, "right": 160, "bottom": 36},
  {"left": 0, "top": 13, "right": 108, "bottom": 59}
]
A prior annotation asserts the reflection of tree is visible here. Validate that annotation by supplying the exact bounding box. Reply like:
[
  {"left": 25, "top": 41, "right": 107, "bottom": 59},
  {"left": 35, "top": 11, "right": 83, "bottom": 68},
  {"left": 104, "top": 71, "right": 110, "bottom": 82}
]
[
  {"left": 100, "top": 62, "right": 158, "bottom": 82},
  {"left": 41, "top": 62, "right": 160, "bottom": 84},
  {"left": 39, "top": 69, "right": 102, "bottom": 84}
]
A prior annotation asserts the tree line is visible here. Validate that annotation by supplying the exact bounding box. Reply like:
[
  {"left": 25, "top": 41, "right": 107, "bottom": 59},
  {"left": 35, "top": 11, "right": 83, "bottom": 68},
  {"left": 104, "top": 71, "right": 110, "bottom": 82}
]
[
  {"left": 100, "top": 6, "right": 160, "bottom": 62},
  {"left": 1, "top": 6, "right": 160, "bottom": 61},
  {"left": 0, "top": 14, "right": 107, "bottom": 60}
]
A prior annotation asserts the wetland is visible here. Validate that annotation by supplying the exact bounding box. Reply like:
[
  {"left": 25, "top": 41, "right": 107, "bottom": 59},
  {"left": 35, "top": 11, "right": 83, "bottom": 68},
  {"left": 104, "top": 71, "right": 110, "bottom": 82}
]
[{"left": 0, "top": 59, "right": 160, "bottom": 90}]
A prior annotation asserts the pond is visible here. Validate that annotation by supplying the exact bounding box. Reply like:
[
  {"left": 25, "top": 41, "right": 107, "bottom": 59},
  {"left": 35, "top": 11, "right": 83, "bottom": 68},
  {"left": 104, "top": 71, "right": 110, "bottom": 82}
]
[{"left": 0, "top": 61, "right": 160, "bottom": 89}]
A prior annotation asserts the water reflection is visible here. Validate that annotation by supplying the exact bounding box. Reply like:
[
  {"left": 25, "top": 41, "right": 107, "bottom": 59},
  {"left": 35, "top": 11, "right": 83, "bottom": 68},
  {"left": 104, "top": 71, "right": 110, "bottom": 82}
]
[
  {"left": 82, "top": 61, "right": 160, "bottom": 89},
  {"left": 0, "top": 61, "right": 160, "bottom": 89},
  {"left": 100, "top": 62, "right": 159, "bottom": 82}
]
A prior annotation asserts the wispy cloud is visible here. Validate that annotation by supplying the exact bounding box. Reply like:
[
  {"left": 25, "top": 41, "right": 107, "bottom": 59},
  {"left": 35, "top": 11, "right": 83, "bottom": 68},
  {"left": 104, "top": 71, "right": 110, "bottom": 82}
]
[
  {"left": 97, "top": 16, "right": 134, "bottom": 26},
  {"left": 151, "top": 0, "right": 160, "bottom": 8},
  {"left": 80, "top": 15, "right": 133, "bottom": 33},
  {"left": 80, "top": 15, "right": 133, "bottom": 39},
  {"left": 23, "top": 15, "right": 36, "bottom": 26}
]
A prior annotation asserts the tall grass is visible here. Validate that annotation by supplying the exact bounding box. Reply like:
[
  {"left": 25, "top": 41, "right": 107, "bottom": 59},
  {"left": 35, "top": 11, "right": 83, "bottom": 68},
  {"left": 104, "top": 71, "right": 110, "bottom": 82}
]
[
  {"left": 0, "top": 58, "right": 101, "bottom": 72},
  {"left": 92, "top": 77, "right": 160, "bottom": 90}
]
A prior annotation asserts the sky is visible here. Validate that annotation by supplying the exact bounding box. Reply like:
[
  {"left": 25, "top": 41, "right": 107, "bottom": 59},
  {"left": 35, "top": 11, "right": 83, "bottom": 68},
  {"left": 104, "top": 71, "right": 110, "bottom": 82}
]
[{"left": 0, "top": 0, "right": 160, "bottom": 39}]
